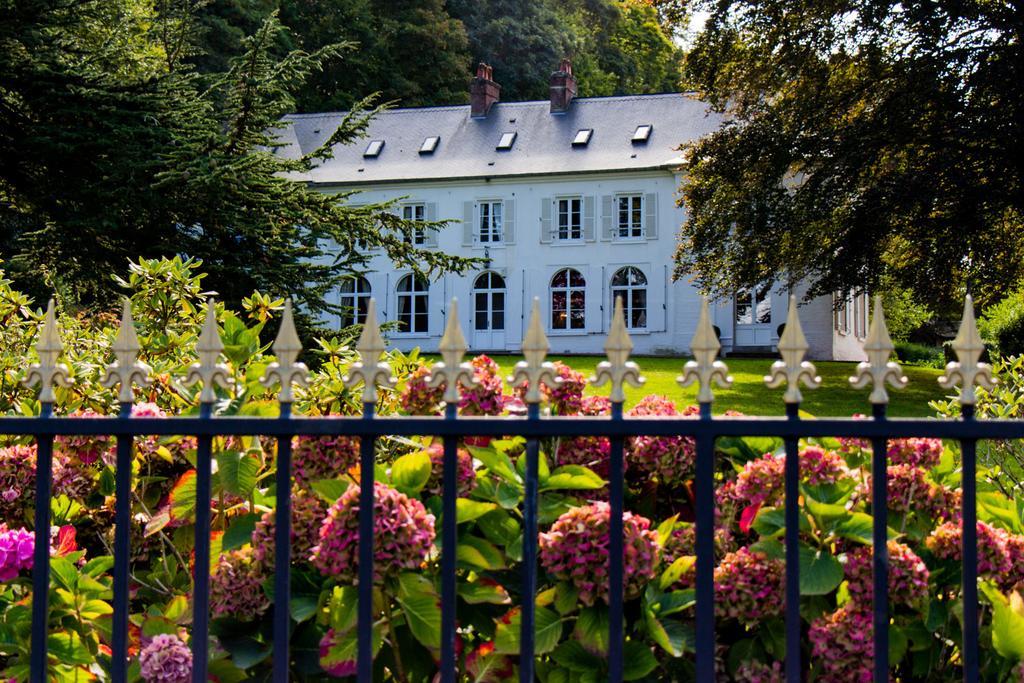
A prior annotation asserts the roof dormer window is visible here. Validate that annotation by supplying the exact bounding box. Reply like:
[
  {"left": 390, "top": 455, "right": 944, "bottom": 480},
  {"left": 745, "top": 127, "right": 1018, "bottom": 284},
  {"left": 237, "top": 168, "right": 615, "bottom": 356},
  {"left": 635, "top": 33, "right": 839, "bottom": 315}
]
[
  {"left": 631, "top": 125, "right": 652, "bottom": 143},
  {"left": 419, "top": 136, "right": 440, "bottom": 154},
  {"left": 572, "top": 129, "right": 593, "bottom": 146},
  {"left": 496, "top": 131, "right": 517, "bottom": 150},
  {"left": 364, "top": 139, "right": 385, "bottom": 157}
]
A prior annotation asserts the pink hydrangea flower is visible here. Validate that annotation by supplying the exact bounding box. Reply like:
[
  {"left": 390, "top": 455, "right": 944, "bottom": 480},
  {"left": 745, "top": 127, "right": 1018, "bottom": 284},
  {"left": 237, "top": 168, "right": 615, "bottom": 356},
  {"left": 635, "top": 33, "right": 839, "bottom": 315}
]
[
  {"left": 400, "top": 365, "right": 444, "bottom": 416},
  {"left": 0, "top": 445, "right": 37, "bottom": 518},
  {"left": 626, "top": 396, "right": 697, "bottom": 487},
  {"left": 735, "top": 455, "right": 784, "bottom": 507},
  {"left": 319, "top": 628, "right": 357, "bottom": 677},
  {"left": 844, "top": 541, "right": 930, "bottom": 608},
  {"left": 714, "top": 547, "right": 785, "bottom": 625},
  {"left": 292, "top": 428, "right": 360, "bottom": 488},
  {"left": 735, "top": 659, "right": 784, "bottom": 683},
  {"left": 1004, "top": 534, "right": 1024, "bottom": 592},
  {"left": 799, "top": 446, "right": 848, "bottom": 485},
  {"left": 459, "top": 355, "right": 505, "bottom": 416},
  {"left": 837, "top": 414, "right": 871, "bottom": 454},
  {"left": 538, "top": 502, "right": 658, "bottom": 606},
  {"left": 513, "top": 361, "right": 587, "bottom": 414},
  {"left": 139, "top": 633, "right": 192, "bottom": 683},
  {"left": 554, "top": 396, "right": 613, "bottom": 478},
  {"left": 422, "top": 443, "right": 477, "bottom": 498},
  {"left": 809, "top": 605, "right": 873, "bottom": 683},
  {"left": 56, "top": 409, "right": 113, "bottom": 465},
  {"left": 0, "top": 525, "right": 34, "bottom": 581},
  {"left": 926, "top": 520, "right": 1012, "bottom": 577},
  {"left": 312, "top": 482, "right": 435, "bottom": 583},
  {"left": 252, "top": 488, "right": 328, "bottom": 567},
  {"left": 882, "top": 464, "right": 933, "bottom": 514},
  {"left": 210, "top": 547, "right": 270, "bottom": 621},
  {"left": 887, "top": 437, "right": 943, "bottom": 469}
]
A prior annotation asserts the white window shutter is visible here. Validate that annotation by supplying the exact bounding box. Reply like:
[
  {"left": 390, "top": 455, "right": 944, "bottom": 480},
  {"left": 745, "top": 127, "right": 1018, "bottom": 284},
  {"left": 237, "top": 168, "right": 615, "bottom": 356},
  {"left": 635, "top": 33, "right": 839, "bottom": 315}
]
[
  {"left": 504, "top": 199, "right": 515, "bottom": 244},
  {"left": 424, "top": 203, "right": 438, "bottom": 247},
  {"left": 644, "top": 193, "right": 658, "bottom": 239},
  {"left": 583, "top": 195, "right": 596, "bottom": 241},
  {"left": 601, "top": 195, "right": 614, "bottom": 240},
  {"left": 540, "top": 197, "right": 552, "bottom": 244},
  {"left": 462, "top": 201, "right": 474, "bottom": 246}
]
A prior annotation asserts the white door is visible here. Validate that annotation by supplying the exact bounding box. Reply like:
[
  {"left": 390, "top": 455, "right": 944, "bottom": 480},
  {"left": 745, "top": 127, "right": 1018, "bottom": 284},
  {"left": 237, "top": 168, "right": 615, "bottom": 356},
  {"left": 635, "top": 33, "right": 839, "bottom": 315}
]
[
  {"left": 734, "top": 285, "right": 773, "bottom": 347},
  {"left": 472, "top": 272, "right": 507, "bottom": 350}
]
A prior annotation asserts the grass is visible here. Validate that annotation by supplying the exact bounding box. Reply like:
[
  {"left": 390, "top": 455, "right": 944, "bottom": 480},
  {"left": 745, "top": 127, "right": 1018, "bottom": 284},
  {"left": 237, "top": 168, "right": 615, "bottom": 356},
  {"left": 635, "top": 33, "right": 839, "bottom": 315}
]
[{"left": 427, "top": 355, "right": 948, "bottom": 417}]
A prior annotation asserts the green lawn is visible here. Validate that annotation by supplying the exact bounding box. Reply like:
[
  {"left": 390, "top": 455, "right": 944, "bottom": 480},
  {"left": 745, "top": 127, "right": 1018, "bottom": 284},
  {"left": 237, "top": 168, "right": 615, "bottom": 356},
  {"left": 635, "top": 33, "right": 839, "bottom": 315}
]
[{"left": 429, "top": 355, "right": 948, "bottom": 417}]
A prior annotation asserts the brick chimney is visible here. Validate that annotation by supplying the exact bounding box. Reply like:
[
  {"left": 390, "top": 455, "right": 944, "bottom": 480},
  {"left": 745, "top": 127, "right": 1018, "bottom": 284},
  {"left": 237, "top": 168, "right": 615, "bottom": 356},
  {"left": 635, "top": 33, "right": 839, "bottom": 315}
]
[
  {"left": 549, "top": 58, "right": 577, "bottom": 113},
  {"left": 470, "top": 63, "right": 500, "bottom": 118}
]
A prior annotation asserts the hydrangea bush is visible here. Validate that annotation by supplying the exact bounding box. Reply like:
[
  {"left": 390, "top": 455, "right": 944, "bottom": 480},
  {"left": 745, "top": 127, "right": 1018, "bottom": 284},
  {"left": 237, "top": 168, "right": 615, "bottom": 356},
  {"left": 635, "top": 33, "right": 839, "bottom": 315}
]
[{"left": 1, "top": 258, "right": 1024, "bottom": 681}]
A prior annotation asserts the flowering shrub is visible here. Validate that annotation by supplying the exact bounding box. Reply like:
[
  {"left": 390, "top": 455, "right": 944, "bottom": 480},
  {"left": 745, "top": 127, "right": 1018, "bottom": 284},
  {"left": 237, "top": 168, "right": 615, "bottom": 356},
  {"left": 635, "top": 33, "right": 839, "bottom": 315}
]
[
  {"left": 210, "top": 547, "right": 270, "bottom": 620},
  {"left": 625, "top": 395, "right": 697, "bottom": 487},
  {"left": 251, "top": 488, "right": 327, "bottom": 566},
  {"left": 139, "top": 633, "right": 192, "bottom": 683},
  {"left": 400, "top": 364, "right": 444, "bottom": 415},
  {"left": 844, "top": 541, "right": 929, "bottom": 608},
  {"left": 458, "top": 355, "right": 505, "bottom": 416},
  {"left": 292, "top": 431, "right": 360, "bottom": 488},
  {"left": 0, "top": 525, "right": 33, "bottom": 581},
  {"left": 809, "top": 605, "right": 874, "bottom": 683},
  {"left": 713, "top": 547, "right": 785, "bottom": 626},
  {"left": 422, "top": 442, "right": 477, "bottom": 498}
]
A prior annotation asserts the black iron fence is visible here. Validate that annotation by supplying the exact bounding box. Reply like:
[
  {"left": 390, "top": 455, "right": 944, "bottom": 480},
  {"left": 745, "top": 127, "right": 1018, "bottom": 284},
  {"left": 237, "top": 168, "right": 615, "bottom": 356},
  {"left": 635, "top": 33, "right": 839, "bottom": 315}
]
[{"left": 2, "top": 294, "right": 1019, "bottom": 683}]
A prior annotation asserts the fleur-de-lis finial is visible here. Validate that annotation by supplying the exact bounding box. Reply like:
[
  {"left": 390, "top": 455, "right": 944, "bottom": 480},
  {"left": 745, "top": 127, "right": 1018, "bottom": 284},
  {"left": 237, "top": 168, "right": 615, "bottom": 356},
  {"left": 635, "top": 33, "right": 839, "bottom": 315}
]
[
  {"left": 260, "top": 300, "right": 309, "bottom": 403},
  {"left": 101, "top": 299, "right": 151, "bottom": 403},
  {"left": 850, "top": 296, "right": 907, "bottom": 404},
  {"left": 23, "top": 299, "right": 72, "bottom": 403},
  {"left": 343, "top": 298, "right": 395, "bottom": 403},
  {"left": 427, "top": 299, "right": 477, "bottom": 405},
  {"left": 185, "top": 300, "right": 234, "bottom": 404},
  {"left": 509, "top": 298, "right": 560, "bottom": 404},
  {"left": 592, "top": 296, "right": 644, "bottom": 403},
  {"left": 765, "top": 296, "right": 821, "bottom": 403},
  {"left": 678, "top": 297, "right": 732, "bottom": 404},
  {"left": 939, "top": 295, "right": 997, "bottom": 406}
]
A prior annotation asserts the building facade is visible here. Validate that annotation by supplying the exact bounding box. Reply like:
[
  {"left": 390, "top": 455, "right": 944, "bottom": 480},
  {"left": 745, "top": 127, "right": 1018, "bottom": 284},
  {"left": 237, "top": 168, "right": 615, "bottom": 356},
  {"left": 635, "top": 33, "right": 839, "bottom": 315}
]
[{"left": 281, "top": 63, "right": 867, "bottom": 360}]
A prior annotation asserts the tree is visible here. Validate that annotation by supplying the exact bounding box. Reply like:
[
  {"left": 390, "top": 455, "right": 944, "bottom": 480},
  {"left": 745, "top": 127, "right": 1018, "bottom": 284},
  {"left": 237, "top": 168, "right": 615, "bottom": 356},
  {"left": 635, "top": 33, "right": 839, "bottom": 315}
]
[{"left": 674, "top": 0, "right": 1024, "bottom": 311}]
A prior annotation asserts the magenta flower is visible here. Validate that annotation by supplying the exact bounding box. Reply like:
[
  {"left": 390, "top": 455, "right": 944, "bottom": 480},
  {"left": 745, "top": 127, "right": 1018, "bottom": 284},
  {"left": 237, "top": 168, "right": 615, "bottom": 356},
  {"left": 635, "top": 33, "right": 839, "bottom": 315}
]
[
  {"left": 0, "top": 445, "right": 36, "bottom": 518},
  {"left": 311, "top": 482, "right": 435, "bottom": 583},
  {"left": 459, "top": 355, "right": 505, "bottom": 416},
  {"left": 926, "top": 520, "right": 1012, "bottom": 578},
  {"left": 713, "top": 547, "right": 785, "bottom": 625},
  {"left": 837, "top": 414, "right": 871, "bottom": 454},
  {"left": 422, "top": 443, "right": 477, "bottom": 498},
  {"left": 292, "top": 428, "right": 360, "bottom": 488},
  {"left": 555, "top": 396, "right": 613, "bottom": 478},
  {"left": 0, "top": 525, "right": 34, "bottom": 581},
  {"left": 881, "top": 464, "right": 933, "bottom": 514},
  {"left": 400, "top": 365, "right": 444, "bottom": 416},
  {"left": 887, "top": 437, "right": 943, "bottom": 469},
  {"left": 513, "top": 361, "right": 587, "bottom": 414},
  {"left": 625, "top": 396, "right": 697, "bottom": 487},
  {"left": 139, "top": 633, "right": 192, "bottom": 683},
  {"left": 252, "top": 488, "right": 328, "bottom": 567},
  {"left": 809, "top": 605, "right": 873, "bottom": 683},
  {"left": 56, "top": 409, "right": 113, "bottom": 465},
  {"left": 735, "top": 454, "right": 784, "bottom": 507},
  {"left": 319, "top": 628, "right": 357, "bottom": 678},
  {"left": 735, "top": 659, "right": 784, "bottom": 683},
  {"left": 210, "top": 547, "right": 270, "bottom": 621},
  {"left": 538, "top": 502, "right": 658, "bottom": 606},
  {"left": 844, "top": 541, "right": 929, "bottom": 608},
  {"left": 799, "top": 446, "right": 848, "bottom": 486}
]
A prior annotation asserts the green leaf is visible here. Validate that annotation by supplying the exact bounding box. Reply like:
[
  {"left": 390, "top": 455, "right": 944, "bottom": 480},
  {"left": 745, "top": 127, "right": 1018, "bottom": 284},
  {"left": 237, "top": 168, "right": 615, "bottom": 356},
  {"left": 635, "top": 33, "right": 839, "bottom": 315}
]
[
  {"left": 168, "top": 469, "right": 197, "bottom": 523},
  {"left": 458, "top": 580, "right": 511, "bottom": 605},
  {"left": 457, "top": 535, "right": 506, "bottom": 570},
  {"left": 397, "top": 593, "right": 442, "bottom": 651},
  {"left": 622, "top": 640, "right": 659, "bottom": 680},
  {"left": 47, "top": 632, "right": 92, "bottom": 665},
  {"left": 391, "top": 451, "right": 432, "bottom": 495},
  {"left": 798, "top": 544, "right": 844, "bottom": 595},
  {"left": 659, "top": 556, "right": 695, "bottom": 590},
  {"left": 494, "top": 606, "right": 563, "bottom": 655},
  {"left": 541, "top": 465, "right": 605, "bottom": 491},
  {"left": 748, "top": 539, "right": 785, "bottom": 560},
  {"left": 550, "top": 640, "right": 603, "bottom": 673},
  {"left": 574, "top": 607, "right": 610, "bottom": 656},
  {"left": 467, "top": 444, "right": 519, "bottom": 484},
  {"left": 554, "top": 582, "right": 580, "bottom": 615},
  {"left": 456, "top": 498, "right": 497, "bottom": 524},
  {"left": 985, "top": 585, "right": 1024, "bottom": 659},
  {"left": 164, "top": 596, "right": 190, "bottom": 623},
  {"left": 216, "top": 450, "right": 259, "bottom": 497},
  {"left": 222, "top": 513, "right": 259, "bottom": 551},
  {"left": 49, "top": 557, "right": 78, "bottom": 591},
  {"left": 310, "top": 478, "right": 348, "bottom": 503}
]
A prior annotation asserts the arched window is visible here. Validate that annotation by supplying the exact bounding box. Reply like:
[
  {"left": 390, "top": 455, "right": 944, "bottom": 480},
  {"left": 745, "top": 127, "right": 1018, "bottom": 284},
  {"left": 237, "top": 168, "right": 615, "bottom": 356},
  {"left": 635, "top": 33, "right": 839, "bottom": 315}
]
[
  {"left": 339, "top": 276, "right": 371, "bottom": 328},
  {"left": 610, "top": 267, "right": 647, "bottom": 329},
  {"left": 473, "top": 272, "right": 506, "bottom": 331},
  {"left": 551, "top": 268, "right": 586, "bottom": 330},
  {"left": 396, "top": 274, "right": 429, "bottom": 333}
]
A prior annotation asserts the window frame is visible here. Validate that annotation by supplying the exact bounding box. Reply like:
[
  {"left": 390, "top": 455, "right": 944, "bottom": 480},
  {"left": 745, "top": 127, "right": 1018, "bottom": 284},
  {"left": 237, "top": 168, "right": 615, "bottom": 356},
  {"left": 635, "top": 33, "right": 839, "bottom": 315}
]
[
  {"left": 473, "top": 271, "right": 506, "bottom": 332},
  {"left": 555, "top": 196, "right": 583, "bottom": 242},
  {"left": 736, "top": 285, "right": 772, "bottom": 326},
  {"left": 339, "top": 276, "right": 372, "bottom": 328},
  {"left": 401, "top": 203, "right": 427, "bottom": 245},
  {"left": 615, "top": 194, "right": 645, "bottom": 240},
  {"left": 477, "top": 200, "right": 504, "bottom": 245},
  {"left": 610, "top": 266, "right": 648, "bottom": 330},
  {"left": 550, "top": 267, "right": 587, "bottom": 331},
  {"left": 395, "top": 273, "right": 429, "bottom": 335}
]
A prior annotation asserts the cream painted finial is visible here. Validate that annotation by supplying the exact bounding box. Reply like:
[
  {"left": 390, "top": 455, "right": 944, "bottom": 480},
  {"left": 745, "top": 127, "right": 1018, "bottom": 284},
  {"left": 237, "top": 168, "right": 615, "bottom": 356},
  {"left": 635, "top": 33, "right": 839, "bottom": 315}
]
[
  {"left": 23, "top": 299, "right": 72, "bottom": 403},
  {"left": 509, "top": 298, "right": 560, "bottom": 404},
  {"left": 184, "top": 300, "right": 234, "bottom": 404},
  {"left": 765, "top": 296, "right": 821, "bottom": 403},
  {"left": 939, "top": 295, "right": 996, "bottom": 406},
  {"left": 101, "top": 299, "right": 152, "bottom": 403},
  {"left": 678, "top": 297, "right": 732, "bottom": 403},
  {"left": 850, "top": 296, "right": 907, "bottom": 404},
  {"left": 260, "top": 300, "right": 309, "bottom": 403},
  {"left": 592, "top": 296, "right": 644, "bottom": 403},
  {"left": 427, "top": 299, "right": 477, "bottom": 405},
  {"left": 343, "top": 298, "right": 395, "bottom": 403}
]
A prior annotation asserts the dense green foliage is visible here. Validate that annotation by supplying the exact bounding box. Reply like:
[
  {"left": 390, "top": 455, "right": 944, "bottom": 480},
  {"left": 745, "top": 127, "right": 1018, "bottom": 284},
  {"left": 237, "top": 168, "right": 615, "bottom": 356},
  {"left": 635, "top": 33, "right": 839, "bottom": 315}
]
[
  {"left": 981, "top": 289, "right": 1024, "bottom": 359},
  {"left": 675, "top": 0, "right": 1024, "bottom": 312}
]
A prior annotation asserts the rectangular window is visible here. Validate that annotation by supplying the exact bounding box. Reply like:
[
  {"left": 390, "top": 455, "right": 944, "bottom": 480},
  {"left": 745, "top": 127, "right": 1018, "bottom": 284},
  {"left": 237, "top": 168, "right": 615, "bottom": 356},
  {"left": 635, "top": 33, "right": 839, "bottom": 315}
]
[
  {"left": 556, "top": 197, "right": 582, "bottom": 241},
  {"left": 616, "top": 195, "right": 644, "bottom": 238},
  {"left": 478, "top": 201, "right": 503, "bottom": 243},
  {"left": 402, "top": 204, "right": 426, "bottom": 245}
]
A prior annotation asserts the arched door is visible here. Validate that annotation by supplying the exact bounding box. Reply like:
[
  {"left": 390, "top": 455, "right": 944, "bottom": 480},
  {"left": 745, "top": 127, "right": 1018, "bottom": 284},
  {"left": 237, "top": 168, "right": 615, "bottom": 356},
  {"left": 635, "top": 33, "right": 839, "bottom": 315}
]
[{"left": 472, "top": 271, "right": 506, "bottom": 350}]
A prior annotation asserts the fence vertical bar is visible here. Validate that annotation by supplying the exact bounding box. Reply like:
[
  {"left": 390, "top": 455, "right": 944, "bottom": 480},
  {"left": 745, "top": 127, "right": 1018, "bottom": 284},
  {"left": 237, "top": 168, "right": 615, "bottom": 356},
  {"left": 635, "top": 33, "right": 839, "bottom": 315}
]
[
  {"left": 520, "top": 402, "right": 540, "bottom": 683},
  {"left": 358, "top": 402, "right": 376, "bottom": 683},
  {"left": 783, "top": 403, "right": 801, "bottom": 683},
  {"left": 30, "top": 403, "right": 54, "bottom": 680},
  {"left": 694, "top": 402, "right": 715, "bottom": 682},
  {"left": 112, "top": 402, "right": 133, "bottom": 683},
  {"left": 272, "top": 403, "right": 293, "bottom": 682},
  {"left": 440, "top": 402, "right": 459, "bottom": 683},
  {"left": 871, "top": 403, "right": 890, "bottom": 682},
  {"left": 607, "top": 401, "right": 624, "bottom": 683},
  {"left": 192, "top": 403, "right": 213, "bottom": 683},
  {"left": 961, "top": 406, "right": 979, "bottom": 683}
]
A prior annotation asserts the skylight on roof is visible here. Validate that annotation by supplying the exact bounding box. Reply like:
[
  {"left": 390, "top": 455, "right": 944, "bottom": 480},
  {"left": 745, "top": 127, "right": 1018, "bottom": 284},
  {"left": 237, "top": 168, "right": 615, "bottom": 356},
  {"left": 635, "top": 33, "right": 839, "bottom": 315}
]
[
  {"left": 364, "top": 140, "right": 384, "bottom": 157},
  {"left": 632, "top": 125, "right": 652, "bottom": 143},
  {"left": 419, "top": 136, "right": 440, "bottom": 154},
  {"left": 496, "top": 131, "right": 517, "bottom": 150},
  {"left": 572, "top": 129, "right": 593, "bottom": 146}
]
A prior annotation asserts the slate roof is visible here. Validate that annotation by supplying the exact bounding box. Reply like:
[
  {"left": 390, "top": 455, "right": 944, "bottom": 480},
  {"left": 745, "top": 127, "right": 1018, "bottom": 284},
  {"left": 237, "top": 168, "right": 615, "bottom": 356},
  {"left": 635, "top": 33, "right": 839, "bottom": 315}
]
[{"left": 277, "top": 93, "right": 724, "bottom": 185}]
